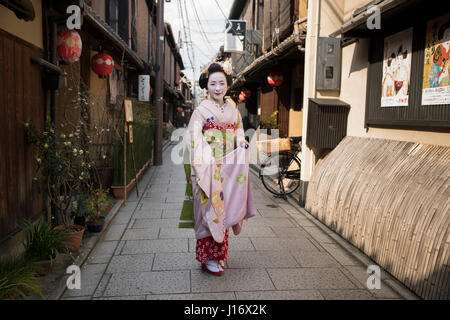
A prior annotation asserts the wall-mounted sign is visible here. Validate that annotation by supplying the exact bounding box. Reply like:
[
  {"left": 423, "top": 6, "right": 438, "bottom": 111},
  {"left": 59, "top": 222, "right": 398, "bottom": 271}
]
[
  {"left": 422, "top": 13, "right": 450, "bottom": 106},
  {"left": 381, "top": 28, "right": 413, "bottom": 107},
  {"left": 224, "top": 20, "right": 246, "bottom": 53},
  {"left": 139, "top": 75, "right": 150, "bottom": 102}
]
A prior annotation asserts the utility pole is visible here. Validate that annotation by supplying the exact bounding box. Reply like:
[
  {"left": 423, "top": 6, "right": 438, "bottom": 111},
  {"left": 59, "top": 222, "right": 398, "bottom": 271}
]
[{"left": 154, "top": 0, "right": 165, "bottom": 165}]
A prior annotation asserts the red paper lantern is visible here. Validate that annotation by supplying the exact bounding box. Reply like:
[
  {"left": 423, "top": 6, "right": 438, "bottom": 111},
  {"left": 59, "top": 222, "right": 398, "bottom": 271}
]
[
  {"left": 56, "top": 29, "right": 82, "bottom": 63},
  {"left": 242, "top": 88, "right": 251, "bottom": 98},
  {"left": 238, "top": 92, "right": 247, "bottom": 102},
  {"left": 267, "top": 72, "right": 283, "bottom": 87},
  {"left": 92, "top": 53, "right": 114, "bottom": 78}
]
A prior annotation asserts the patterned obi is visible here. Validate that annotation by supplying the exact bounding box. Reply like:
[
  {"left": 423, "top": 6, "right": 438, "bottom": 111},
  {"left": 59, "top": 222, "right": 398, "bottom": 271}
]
[{"left": 202, "top": 119, "right": 237, "bottom": 159}]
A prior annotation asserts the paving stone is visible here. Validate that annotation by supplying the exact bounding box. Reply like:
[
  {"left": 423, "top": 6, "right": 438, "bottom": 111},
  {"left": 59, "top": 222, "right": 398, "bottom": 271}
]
[
  {"left": 248, "top": 217, "right": 296, "bottom": 227},
  {"left": 321, "top": 244, "right": 362, "bottom": 266},
  {"left": 167, "top": 185, "right": 186, "bottom": 192},
  {"left": 319, "top": 289, "right": 376, "bottom": 300},
  {"left": 121, "top": 239, "right": 188, "bottom": 254},
  {"left": 256, "top": 209, "right": 290, "bottom": 218},
  {"left": 149, "top": 184, "right": 169, "bottom": 192},
  {"left": 106, "top": 254, "right": 155, "bottom": 273},
  {"left": 235, "top": 290, "right": 324, "bottom": 300},
  {"left": 159, "top": 227, "right": 196, "bottom": 239},
  {"left": 122, "top": 228, "right": 159, "bottom": 240},
  {"left": 152, "top": 252, "right": 200, "bottom": 271},
  {"left": 343, "top": 266, "right": 402, "bottom": 299},
  {"left": 290, "top": 251, "right": 340, "bottom": 267},
  {"left": 141, "top": 203, "right": 183, "bottom": 211},
  {"left": 250, "top": 237, "right": 318, "bottom": 251},
  {"left": 191, "top": 269, "right": 275, "bottom": 292},
  {"left": 62, "top": 296, "right": 92, "bottom": 300},
  {"left": 164, "top": 196, "right": 185, "bottom": 203},
  {"left": 103, "top": 271, "right": 190, "bottom": 296},
  {"left": 119, "top": 203, "right": 139, "bottom": 212},
  {"left": 234, "top": 226, "right": 277, "bottom": 238},
  {"left": 227, "top": 236, "right": 256, "bottom": 251},
  {"left": 270, "top": 226, "right": 310, "bottom": 238},
  {"left": 93, "top": 273, "right": 112, "bottom": 298},
  {"left": 63, "top": 263, "right": 107, "bottom": 298},
  {"left": 110, "top": 212, "right": 134, "bottom": 225},
  {"left": 88, "top": 241, "right": 119, "bottom": 264},
  {"left": 143, "top": 193, "right": 167, "bottom": 200},
  {"left": 132, "top": 218, "right": 179, "bottom": 228},
  {"left": 93, "top": 296, "right": 146, "bottom": 300},
  {"left": 132, "top": 209, "right": 163, "bottom": 219},
  {"left": 162, "top": 209, "right": 183, "bottom": 218},
  {"left": 147, "top": 292, "right": 236, "bottom": 300},
  {"left": 292, "top": 216, "right": 319, "bottom": 227},
  {"left": 102, "top": 224, "right": 127, "bottom": 241},
  {"left": 277, "top": 204, "right": 299, "bottom": 214},
  {"left": 267, "top": 268, "right": 357, "bottom": 290},
  {"left": 227, "top": 251, "right": 299, "bottom": 269},
  {"left": 302, "top": 226, "right": 335, "bottom": 243}
]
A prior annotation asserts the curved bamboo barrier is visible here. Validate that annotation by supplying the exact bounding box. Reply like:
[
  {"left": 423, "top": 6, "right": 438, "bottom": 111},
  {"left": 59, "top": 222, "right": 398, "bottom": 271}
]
[{"left": 305, "top": 136, "right": 450, "bottom": 300}]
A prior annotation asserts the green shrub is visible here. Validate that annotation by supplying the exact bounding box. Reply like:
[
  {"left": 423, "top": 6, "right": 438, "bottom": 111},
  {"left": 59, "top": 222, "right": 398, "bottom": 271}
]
[
  {"left": 21, "top": 216, "right": 69, "bottom": 263},
  {"left": 0, "top": 255, "right": 44, "bottom": 300}
]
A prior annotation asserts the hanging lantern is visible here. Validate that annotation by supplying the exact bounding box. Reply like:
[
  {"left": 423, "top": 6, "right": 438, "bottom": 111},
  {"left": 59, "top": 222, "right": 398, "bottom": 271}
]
[
  {"left": 238, "top": 92, "right": 247, "bottom": 102},
  {"left": 267, "top": 71, "right": 283, "bottom": 87},
  {"left": 242, "top": 88, "right": 251, "bottom": 98},
  {"left": 56, "top": 29, "right": 82, "bottom": 63},
  {"left": 92, "top": 52, "right": 114, "bottom": 78}
]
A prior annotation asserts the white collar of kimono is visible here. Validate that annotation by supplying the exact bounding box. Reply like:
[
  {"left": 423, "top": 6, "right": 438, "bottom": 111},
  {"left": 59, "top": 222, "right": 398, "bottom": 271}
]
[{"left": 199, "top": 99, "right": 233, "bottom": 118}]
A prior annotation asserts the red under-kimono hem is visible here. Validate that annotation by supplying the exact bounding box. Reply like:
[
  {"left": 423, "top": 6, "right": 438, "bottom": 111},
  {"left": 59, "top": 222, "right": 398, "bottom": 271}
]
[{"left": 195, "top": 229, "right": 229, "bottom": 263}]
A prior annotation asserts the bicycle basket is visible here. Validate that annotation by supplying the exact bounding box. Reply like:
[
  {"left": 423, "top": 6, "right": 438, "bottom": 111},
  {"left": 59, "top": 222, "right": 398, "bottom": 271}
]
[{"left": 257, "top": 138, "right": 291, "bottom": 154}]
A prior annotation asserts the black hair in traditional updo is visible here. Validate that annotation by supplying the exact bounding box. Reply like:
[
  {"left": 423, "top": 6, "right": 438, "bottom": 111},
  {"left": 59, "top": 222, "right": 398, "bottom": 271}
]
[{"left": 198, "top": 63, "right": 232, "bottom": 89}]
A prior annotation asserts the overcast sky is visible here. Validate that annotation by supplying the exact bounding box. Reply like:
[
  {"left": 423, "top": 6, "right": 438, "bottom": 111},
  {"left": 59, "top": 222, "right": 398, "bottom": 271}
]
[{"left": 164, "top": 0, "right": 234, "bottom": 85}]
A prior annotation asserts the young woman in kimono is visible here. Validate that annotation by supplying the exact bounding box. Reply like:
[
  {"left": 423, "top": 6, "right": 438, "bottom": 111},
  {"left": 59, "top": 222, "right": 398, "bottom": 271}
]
[{"left": 186, "top": 63, "right": 256, "bottom": 276}]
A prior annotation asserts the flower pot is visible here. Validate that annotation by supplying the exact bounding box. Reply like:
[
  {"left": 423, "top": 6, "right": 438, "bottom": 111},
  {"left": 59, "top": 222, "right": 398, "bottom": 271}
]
[
  {"left": 112, "top": 159, "right": 151, "bottom": 199},
  {"left": 86, "top": 216, "right": 105, "bottom": 233},
  {"left": 54, "top": 224, "right": 85, "bottom": 253},
  {"left": 73, "top": 216, "right": 86, "bottom": 227},
  {"left": 33, "top": 259, "right": 55, "bottom": 276}
]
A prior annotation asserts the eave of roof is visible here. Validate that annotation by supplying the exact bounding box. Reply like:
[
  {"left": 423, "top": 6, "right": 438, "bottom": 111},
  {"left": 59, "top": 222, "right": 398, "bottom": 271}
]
[
  {"left": 83, "top": 6, "right": 145, "bottom": 70},
  {"left": 230, "top": 22, "right": 306, "bottom": 90}
]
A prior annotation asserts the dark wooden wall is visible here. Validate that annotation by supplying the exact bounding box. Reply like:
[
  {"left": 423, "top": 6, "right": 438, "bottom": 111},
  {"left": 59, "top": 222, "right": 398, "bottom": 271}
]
[{"left": 0, "top": 29, "right": 45, "bottom": 242}]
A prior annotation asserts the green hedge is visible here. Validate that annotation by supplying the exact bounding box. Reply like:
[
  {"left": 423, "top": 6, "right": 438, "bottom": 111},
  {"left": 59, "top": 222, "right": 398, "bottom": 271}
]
[{"left": 113, "top": 99, "right": 155, "bottom": 186}]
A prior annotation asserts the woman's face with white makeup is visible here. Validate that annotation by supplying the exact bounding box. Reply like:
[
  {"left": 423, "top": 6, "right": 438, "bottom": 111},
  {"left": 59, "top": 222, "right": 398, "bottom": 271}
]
[{"left": 207, "top": 72, "right": 227, "bottom": 103}]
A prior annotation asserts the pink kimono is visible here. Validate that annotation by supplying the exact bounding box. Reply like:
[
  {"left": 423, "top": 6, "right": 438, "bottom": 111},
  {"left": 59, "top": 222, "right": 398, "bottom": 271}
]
[{"left": 186, "top": 99, "right": 256, "bottom": 263}]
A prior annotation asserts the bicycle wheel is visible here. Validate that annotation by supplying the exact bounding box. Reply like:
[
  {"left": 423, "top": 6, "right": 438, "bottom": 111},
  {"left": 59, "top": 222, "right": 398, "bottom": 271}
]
[{"left": 259, "top": 151, "right": 301, "bottom": 196}]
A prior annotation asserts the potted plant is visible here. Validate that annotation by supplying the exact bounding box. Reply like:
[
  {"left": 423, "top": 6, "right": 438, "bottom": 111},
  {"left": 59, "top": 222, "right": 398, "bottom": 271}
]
[
  {"left": 25, "top": 117, "right": 93, "bottom": 252},
  {"left": 85, "top": 188, "right": 112, "bottom": 233},
  {"left": 21, "top": 216, "right": 69, "bottom": 275},
  {"left": 0, "top": 255, "right": 44, "bottom": 300}
]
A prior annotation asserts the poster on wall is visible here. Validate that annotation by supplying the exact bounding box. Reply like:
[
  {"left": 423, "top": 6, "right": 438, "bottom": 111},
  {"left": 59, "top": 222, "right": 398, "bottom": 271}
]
[
  {"left": 422, "top": 13, "right": 450, "bottom": 106},
  {"left": 381, "top": 28, "right": 413, "bottom": 107}
]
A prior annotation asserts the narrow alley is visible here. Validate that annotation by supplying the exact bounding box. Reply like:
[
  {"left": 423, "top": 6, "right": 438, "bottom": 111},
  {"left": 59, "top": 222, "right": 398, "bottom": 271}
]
[{"left": 61, "top": 142, "right": 415, "bottom": 300}]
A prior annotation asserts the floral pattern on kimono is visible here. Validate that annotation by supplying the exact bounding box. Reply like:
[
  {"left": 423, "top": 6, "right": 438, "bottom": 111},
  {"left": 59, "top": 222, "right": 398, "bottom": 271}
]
[{"left": 186, "top": 99, "right": 255, "bottom": 244}]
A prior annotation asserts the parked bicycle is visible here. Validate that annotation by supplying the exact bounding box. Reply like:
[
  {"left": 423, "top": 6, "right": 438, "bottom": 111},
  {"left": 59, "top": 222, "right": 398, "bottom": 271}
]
[{"left": 258, "top": 136, "right": 302, "bottom": 199}]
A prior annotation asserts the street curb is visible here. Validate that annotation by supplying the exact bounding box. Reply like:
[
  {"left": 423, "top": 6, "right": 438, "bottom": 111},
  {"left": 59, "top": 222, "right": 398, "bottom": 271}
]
[{"left": 248, "top": 166, "right": 420, "bottom": 300}]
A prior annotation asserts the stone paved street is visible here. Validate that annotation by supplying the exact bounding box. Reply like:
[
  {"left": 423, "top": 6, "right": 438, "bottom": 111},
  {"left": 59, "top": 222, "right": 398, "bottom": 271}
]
[{"left": 61, "top": 142, "right": 416, "bottom": 300}]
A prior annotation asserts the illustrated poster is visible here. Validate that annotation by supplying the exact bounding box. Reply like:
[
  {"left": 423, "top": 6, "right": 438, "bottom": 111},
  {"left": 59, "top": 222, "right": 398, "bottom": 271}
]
[
  {"left": 381, "top": 28, "right": 413, "bottom": 107},
  {"left": 422, "top": 13, "right": 450, "bottom": 105}
]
